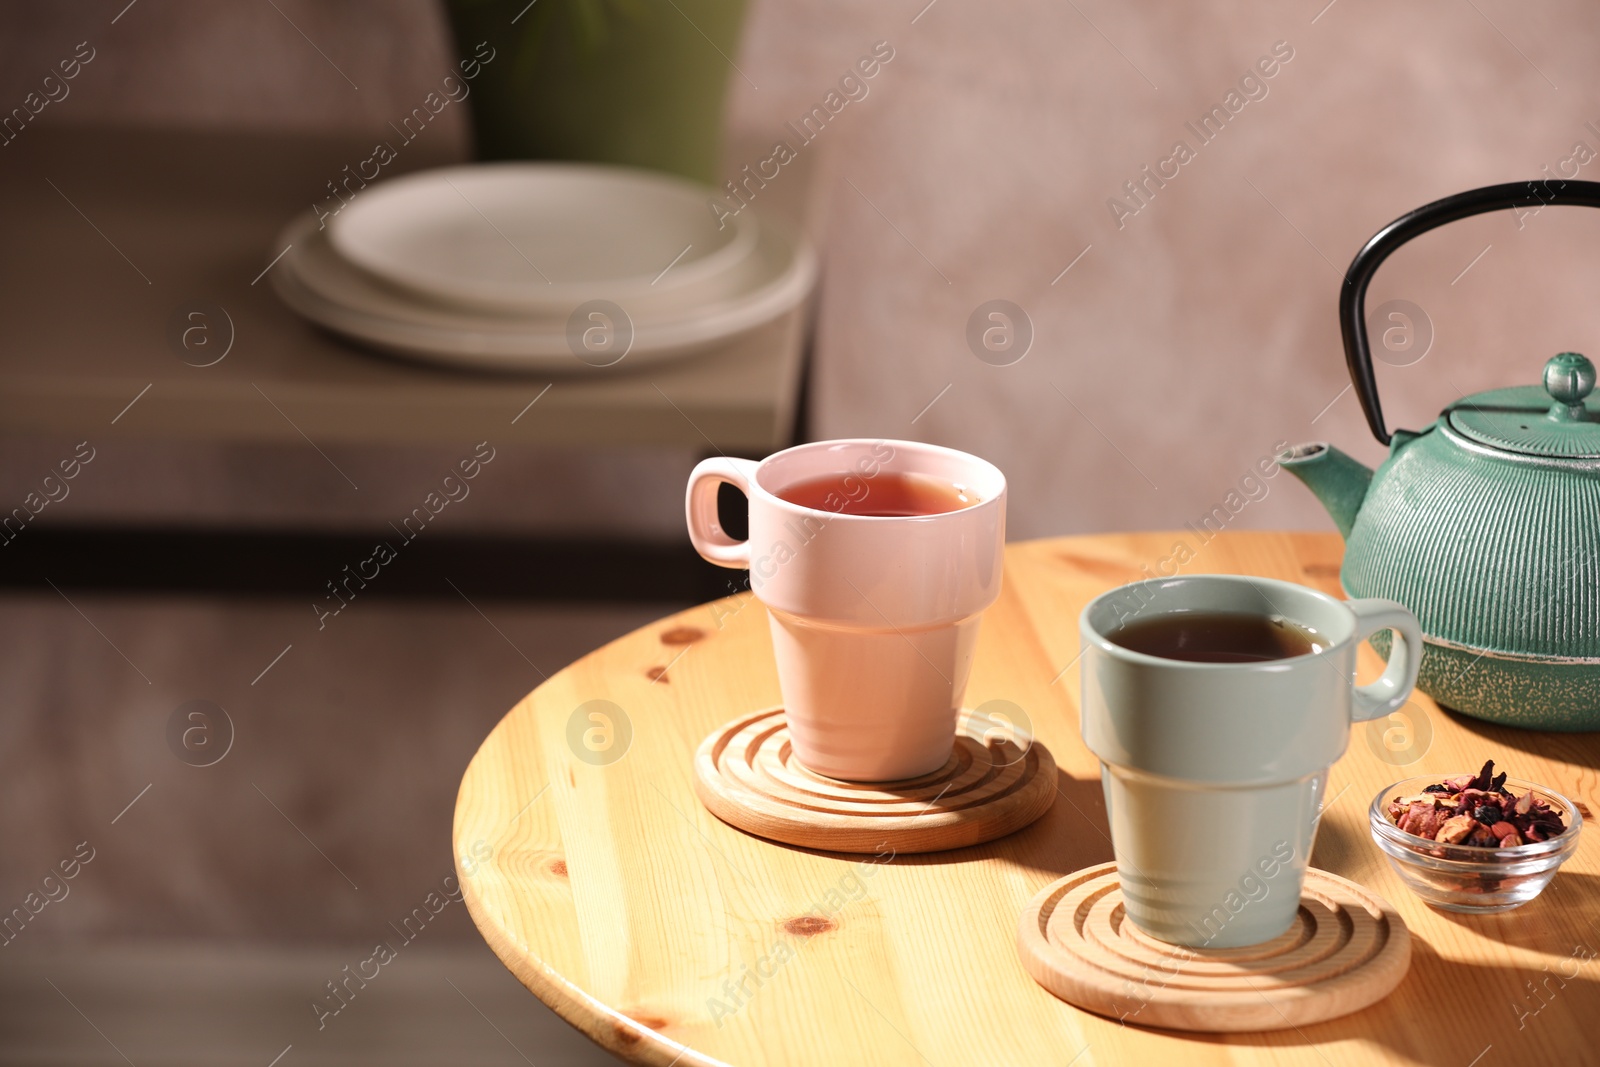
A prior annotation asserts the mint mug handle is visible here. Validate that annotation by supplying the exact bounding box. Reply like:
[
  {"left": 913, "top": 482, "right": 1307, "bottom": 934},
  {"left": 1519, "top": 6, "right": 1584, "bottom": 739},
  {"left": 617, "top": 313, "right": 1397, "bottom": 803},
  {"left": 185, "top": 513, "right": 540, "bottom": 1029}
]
[{"left": 1346, "top": 598, "right": 1424, "bottom": 723}]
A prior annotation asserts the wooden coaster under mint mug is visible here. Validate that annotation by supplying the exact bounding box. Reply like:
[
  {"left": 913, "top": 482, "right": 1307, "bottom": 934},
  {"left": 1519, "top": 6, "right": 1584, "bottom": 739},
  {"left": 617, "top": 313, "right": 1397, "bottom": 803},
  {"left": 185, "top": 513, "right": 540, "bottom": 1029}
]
[{"left": 1282, "top": 180, "right": 1600, "bottom": 731}]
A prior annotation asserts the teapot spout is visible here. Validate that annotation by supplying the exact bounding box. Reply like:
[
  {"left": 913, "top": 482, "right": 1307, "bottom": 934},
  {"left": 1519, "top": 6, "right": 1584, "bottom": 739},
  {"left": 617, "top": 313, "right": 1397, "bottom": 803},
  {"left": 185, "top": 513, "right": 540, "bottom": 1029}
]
[{"left": 1278, "top": 443, "right": 1372, "bottom": 540}]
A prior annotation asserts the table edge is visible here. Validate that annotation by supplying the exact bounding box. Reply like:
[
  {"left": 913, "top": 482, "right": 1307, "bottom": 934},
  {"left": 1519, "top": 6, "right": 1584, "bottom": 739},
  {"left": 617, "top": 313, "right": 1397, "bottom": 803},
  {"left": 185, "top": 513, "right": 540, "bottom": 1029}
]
[{"left": 454, "top": 765, "right": 736, "bottom": 1067}]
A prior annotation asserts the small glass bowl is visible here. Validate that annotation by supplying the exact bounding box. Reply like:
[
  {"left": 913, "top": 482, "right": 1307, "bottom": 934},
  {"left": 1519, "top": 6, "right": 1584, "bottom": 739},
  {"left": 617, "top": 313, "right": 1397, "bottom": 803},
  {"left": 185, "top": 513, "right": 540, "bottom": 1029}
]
[{"left": 1369, "top": 776, "right": 1583, "bottom": 913}]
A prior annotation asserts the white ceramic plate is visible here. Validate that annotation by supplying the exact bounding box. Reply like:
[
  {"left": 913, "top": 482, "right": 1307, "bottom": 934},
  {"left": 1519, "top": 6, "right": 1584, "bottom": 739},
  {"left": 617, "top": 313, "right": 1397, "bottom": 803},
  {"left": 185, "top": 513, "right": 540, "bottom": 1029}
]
[
  {"left": 271, "top": 209, "right": 815, "bottom": 372},
  {"left": 326, "top": 163, "right": 759, "bottom": 316}
]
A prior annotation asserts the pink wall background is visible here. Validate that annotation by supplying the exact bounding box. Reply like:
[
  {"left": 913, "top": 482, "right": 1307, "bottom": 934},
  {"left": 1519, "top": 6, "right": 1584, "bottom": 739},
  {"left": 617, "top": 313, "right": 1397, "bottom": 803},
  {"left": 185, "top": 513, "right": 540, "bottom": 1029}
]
[{"left": 6, "top": 0, "right": 1600, "bottom": 540}]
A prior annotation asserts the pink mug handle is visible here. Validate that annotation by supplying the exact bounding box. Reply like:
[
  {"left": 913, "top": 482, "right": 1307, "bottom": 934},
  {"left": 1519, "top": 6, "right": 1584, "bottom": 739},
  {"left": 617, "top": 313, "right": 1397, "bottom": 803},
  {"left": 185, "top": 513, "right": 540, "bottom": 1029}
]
[{"left": 685, "top": 457, "right": 759, "bottom": 569}]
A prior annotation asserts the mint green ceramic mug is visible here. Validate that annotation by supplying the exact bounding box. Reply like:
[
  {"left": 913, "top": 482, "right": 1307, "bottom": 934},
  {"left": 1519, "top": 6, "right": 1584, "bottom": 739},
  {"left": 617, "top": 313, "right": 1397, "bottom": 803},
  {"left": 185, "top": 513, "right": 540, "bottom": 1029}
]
[{"left": 1079, "top": 575, "right": 1422, "bottom": 948}]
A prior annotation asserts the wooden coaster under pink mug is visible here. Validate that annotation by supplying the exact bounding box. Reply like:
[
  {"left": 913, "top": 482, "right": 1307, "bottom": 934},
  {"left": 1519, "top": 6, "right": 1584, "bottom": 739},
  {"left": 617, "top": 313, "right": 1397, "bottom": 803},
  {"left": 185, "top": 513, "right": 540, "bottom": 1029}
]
[
  {"left": 694, "top": 706, "right": 1056, "bottom": 854},
  {"left": 685, "top": 438, "right": 1007, "bottom": 782}
]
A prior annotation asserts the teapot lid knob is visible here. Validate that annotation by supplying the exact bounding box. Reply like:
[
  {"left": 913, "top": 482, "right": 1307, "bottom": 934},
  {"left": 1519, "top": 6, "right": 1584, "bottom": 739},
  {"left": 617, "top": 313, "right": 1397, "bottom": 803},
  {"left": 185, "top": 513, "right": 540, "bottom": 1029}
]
[{"left": 1545, "top": 352, "right": 1596, "bottom": 408}]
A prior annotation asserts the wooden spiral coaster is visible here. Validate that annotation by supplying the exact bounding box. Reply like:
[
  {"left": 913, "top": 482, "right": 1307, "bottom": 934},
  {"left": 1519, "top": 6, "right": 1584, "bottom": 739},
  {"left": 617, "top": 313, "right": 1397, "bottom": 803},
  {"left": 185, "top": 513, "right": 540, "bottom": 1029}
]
[
  {"left": 693, "top": 707, "right": 1057, "bottom": 854},
  {"left": 1018, "top": 863, "right": 1411, "bottom": 1032}
]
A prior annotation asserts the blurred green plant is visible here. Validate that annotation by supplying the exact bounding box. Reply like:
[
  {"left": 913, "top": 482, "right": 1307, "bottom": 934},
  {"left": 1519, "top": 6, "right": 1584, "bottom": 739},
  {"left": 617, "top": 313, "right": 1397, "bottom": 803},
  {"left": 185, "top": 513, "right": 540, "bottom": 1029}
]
[
  {"left": 443, "top": 0, "right": 747, "bottom": 184},
  {"left": 448, "top": 0, "right": 651, "bottom": 82}
]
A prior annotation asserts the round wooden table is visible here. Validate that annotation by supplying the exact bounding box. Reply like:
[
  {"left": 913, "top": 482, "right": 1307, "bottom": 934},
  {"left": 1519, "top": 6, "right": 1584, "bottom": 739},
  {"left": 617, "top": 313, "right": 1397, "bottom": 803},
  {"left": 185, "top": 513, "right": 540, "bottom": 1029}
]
[{"left": 453, "top": 533, "right": 1600, "bottom": 1066}]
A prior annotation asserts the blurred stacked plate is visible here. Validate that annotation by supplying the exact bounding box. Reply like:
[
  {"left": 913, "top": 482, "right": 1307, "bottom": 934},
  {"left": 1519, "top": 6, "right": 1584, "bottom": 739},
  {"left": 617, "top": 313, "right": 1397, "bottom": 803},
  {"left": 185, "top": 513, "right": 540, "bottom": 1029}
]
[{"left": 270, "top": 162, "right": 815, "bottom": 372}]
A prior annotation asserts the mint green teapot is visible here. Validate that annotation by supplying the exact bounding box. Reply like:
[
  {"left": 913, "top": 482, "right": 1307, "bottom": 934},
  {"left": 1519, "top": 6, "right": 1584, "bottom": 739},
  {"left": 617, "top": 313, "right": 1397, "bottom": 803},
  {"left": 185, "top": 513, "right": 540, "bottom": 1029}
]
[{"left": 1281, "top": 181, "right": 1600, "bottom": 731}]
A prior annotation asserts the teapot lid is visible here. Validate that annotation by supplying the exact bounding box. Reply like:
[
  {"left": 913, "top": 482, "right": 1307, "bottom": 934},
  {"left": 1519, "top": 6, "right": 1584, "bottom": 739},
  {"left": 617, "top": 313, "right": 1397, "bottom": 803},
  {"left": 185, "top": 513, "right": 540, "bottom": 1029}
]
[{"left": 1447, "top": 353, "right": 1600, "bottom": 458}]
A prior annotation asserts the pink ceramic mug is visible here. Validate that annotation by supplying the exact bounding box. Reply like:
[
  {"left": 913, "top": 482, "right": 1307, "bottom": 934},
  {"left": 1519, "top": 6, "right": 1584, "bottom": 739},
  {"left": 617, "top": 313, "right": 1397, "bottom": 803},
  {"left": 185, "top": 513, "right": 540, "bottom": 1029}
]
[{"left": 685, "top": 439, "right": 1007, "bottom": 781}]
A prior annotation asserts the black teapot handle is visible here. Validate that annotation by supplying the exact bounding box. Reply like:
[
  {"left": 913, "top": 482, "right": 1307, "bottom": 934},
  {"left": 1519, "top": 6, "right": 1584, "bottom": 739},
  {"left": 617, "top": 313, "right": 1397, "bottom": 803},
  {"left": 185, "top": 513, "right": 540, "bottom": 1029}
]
[{"left": 1341, "top": 179, "right": 1600, "bottom": 444}]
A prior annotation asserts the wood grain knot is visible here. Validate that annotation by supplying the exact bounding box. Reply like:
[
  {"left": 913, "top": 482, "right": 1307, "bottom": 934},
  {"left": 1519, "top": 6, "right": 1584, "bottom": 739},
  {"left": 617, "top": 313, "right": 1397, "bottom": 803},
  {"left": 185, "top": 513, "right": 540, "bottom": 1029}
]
[
  {"left": 782, "top": 915, "right": 836, "bottom": 937},
  {"left": 1575, "top": 800, "right": 1592, "bottom": 819},
  {"left": 548, "top": 858, "right": 568, "bottom": 877},
  {"left": 645, "top": 666, "right": 669, "bottom": 683},
  {"left": 1300, "top": 562, "right": 1341, "bottom": 578},
  {"left": 613, "top": 1013, "right": 669, "bottom": 1044},
  {"left": 659, "top": 626, "right": 705, "bottom": 645}
]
